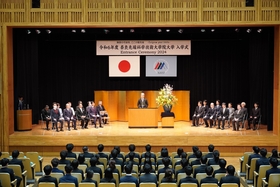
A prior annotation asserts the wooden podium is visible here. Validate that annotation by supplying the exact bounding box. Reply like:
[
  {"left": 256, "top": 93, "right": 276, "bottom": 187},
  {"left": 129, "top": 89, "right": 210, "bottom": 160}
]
[
  {"left": 128, "top": 108, "right": 158, "bottom": 128},
  {"left": 17, "top": 109, "right": 32, "bottom": 131}
]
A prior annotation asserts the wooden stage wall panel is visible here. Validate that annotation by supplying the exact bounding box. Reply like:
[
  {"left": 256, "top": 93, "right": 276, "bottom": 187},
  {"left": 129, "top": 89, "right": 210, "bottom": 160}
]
[{"left": 94, "top": 90, "right": 190, "bottom": 121}]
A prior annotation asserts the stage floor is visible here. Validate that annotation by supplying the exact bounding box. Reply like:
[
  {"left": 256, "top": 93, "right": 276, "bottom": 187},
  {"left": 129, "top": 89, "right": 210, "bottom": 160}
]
[{"left": 8, "top": 121, "right": 277, "bottom": 155}]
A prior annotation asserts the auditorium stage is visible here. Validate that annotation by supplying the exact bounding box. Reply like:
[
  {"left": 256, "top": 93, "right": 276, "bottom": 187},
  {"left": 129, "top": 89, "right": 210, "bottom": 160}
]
[{"left": 8, "top": 121, "right": 277, "bottom": 156}]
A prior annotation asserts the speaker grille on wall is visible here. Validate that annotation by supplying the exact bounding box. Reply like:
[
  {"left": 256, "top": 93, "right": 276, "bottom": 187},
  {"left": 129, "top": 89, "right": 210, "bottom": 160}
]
[
  {"left": 32, "top": 0, "right": 40, "bottom": 8},
  {"left": 246, "top": 0, "right": 254, "bottom": 6}
]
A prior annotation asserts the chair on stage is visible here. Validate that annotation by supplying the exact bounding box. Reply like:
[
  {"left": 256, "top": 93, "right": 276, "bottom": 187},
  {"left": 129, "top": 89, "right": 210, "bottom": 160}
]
[
  {"left": 241, "top": 113, "right": 248, "bottom": 129},
  {"left": 0, "top": 173, "right": 18, "bottom": 187},
  {"left": 256, "top": 115, "right": 262, "bottom": 130},
  {"left": 38, "top": 182, "right": 56, "bottom": 187},
  {"left": 100, "top": 111, "right": 110, "bottom": 124}
]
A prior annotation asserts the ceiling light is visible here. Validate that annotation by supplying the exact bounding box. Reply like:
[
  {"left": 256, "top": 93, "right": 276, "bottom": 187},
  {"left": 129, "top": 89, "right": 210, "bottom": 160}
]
[
  {"left": 235, "top": 28, "right": 240, "bottom": 32},
  {"left": 201, "top": 29, "right": 206, "bottom": 33},
  {"left": 178, "top": 29, "right": 183, "bottom": 34},
  {"left": 26, "top": 30, "right": 31, "bottom": 34},
  {"left": 257, "top": 29, "right": 262, "bottom": 33},
  {"left": 130, "top": 29, "right": 134, "bottom": 33},
  {"left": 35, "top": 30, "right": 41, "bottom": 34},
  {"left": 211, "top": 29, "right": 215, "bottom": 32},
  {"left": 119, "top": 29, "right": 124, "bottom": 33},
  {"left": 247, "top": 29, "right": 252, "bottom": 33},
  {"left": 104, "top": 29, "right": 109, "bottom": 34},
  {"left": 157, "top": 29, "right": 162, "bottom": 33},
  {"left": 71, "top": 29, "right": 76, "bottom": 33},
  {"left": 46, "top": 29, "right": 51, "bottom": 34},
  {"left": 166, "top": 29, "right": 170, "bottom": 32}
]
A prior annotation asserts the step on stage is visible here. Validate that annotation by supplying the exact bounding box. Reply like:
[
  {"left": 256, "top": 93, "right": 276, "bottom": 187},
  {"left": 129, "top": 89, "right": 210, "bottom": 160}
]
[{"left": 9, "top": 121, "right": 277, "bottom": 155}]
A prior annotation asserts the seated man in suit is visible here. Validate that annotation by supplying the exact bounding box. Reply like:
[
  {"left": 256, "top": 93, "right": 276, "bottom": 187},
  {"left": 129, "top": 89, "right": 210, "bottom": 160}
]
[
  {"left": 82, "top": 146, "right": 94, "bottom": 158},
  {"left": 81, "top": 169, "right": 98, "bottom": 186},
  {"left": 51, "top": 158, "right": 65, "bottom": 174},
  {"left": 137, "top": 92, "right": 148, "bottom": 108},
  {"left": 208, "top": 150, "right": 221, "bottom": 165},
  {"left": 120, "top": 164, "right": 139, "bottom": 187},
  {"left": 157, "top": 149, "right": 171, "bottom": 166},
  {"left": 139, "top": 164, "right": 157, "bottom": 184},
  {"left": 125, "top": 152, "right": 139, "bottom": 166},
  {"left": 217, "top": 102, "right": 229, "bottom": 130},
  {"left": 97, "top": 144, "right": 108, "bottom": 160},
  {"left": 256, "top": 148, "right": 270, "bottom": 172},
  {"left": 191, "top": 150, "right": 203, "bottom": 166},
  {"left": 213, "top": 159, "right": 227, "bottom": 177},
  {"left": 193, "top": 155, "right": 207, "bottom": 178},
  {"left": 178, "top": 166, "right": 199, "bottom": 187},
  {"left": 95, "top": 154, "right": 104, "bottom": 166},
  {"left": 0, "top": 158, "right": 22, "bottom": 187},
  {"left": 201, "top": 166, "right": 219, "bottom": 185},
  {"left": 51, "top": 103, "right": 64, "bottom": 132},
  {"left": 141, "top": 144, "right": 156, "bottom": 163},
  {"left": 63, "top": 103, "right": 77, "bottom": 131},
  {"left": 188, "top": 146, "right": 199, "bottom": 162},
  {"left": 87, "top": 101, "right": 102, "bottom": 128},
  {"left": 42, "top": 105, "right": 51, "bottom": 130},
  {"left": 100, "top": 168, "right": 117, "bottom": 184},
  {"left": 59, "top": 150, "right": 71, "bottom": 165},
  {"left": 97, "top": 100, "right": 109, "bottom": 124},
  {"left": 59, "top": 165, "right": 78, "bottom": 187},
  {"left": 38, "top": 165, "right": 58, "bottom": 187},
  {"left": 219, "top": 165, "right": 240, "bottom": 187},
  {"left": 174, "top": 148, "right": 184, "bottom": 159},
  {"left": 205, "top": 144, "right": 215, "bottom": 159},
  {"left": 110, "top": 149, "right": 124, "bottom": 171},
  {"left": 248, "top": 102, "right": 261, "bottom": 130},
  {"left": 175, "top": 152, "right": 187, "bottom": 167},
  {"left": 227, "top": 103, "right": 235, "bottom": 128},
  {"left": 192, "top": 101, "right": 204, "bottom": 127},
  {"left": 86, "top": 157, "right": 103, "bottom": 179},
  {"left": 66, "top": 143, "right": 77, "bottom": 158},
  {"left": 203, "top": 103, "right": 216, "bottom": 128},
  {"left": 232, "top": 104, "right": 244, "bottom": 131},
  {"left": 71, "top": 159, "right": 84, "bottom": 180},
  {"left": 158, "top": 157, "right": 174, "bottom": 178},
  {"left": 247, "top": 146, "right": 261, "bottom": 166},
  {"left": 125, "top": 144, "right": 140, "bottom": 160},
  {"left": 265, "top": 157, "right": 280, "bottom": 182},
  {"left": 76, "top": 103, "right": 89, "bottom": 129},
  {"left": 175, "top": 158, "right": 188, "bottom": 179},
  {"left": 9, "top": 150, "right": 24, "bottom": 172}
]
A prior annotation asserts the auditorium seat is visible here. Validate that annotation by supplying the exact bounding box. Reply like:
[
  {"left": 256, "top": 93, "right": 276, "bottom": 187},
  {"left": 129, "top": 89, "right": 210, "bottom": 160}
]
[
  {"left": 79, "top": 183, "right": 96, "bottom": 187},
  {"left": 21, "top": 157, "right": 36, "bottom": 184},
  {"left": 66, "top": 157, "right": 76, "bottom": 162},
  {"left": 160, "top": 183, "right": 176, "bottom": 187},
  {"left": 192, "top": 165, "right": 200, "bottom": 170},
  {"left": 221, "top": 183, "right": 238, "bottom": 187},
  {"left": 0, "top": 173, "right": 17, "bottom": 187},
  {"left": 189, "top": 158, "right": 197, "bottom": 163},
  {"left": 0, "top": 152, "right": 9, "bottom": 159},
  {"left": 71, "top": 172, "right": 82, "bottom": 183},
  {"left": 253, "top": 165, "right": 271, "bottom": 187},
  {"left": 57, "top": 164, "right": 66, "bottom": 172},
  {"left": 50, "top": 173, "right": 63, "bottom": 182},
  {"left": 99, "top": 157, "right": 108, "bottom": 167},
  {"left": 112, "top": 173, "right": 119, "bottom": 187},
  {"left": 176, "top": 173, "right": 187, "bottom": 185},
  {"left": 115, "top": 165, "right": 122, "bottom": 175},
  {"left": 26, "top": 151, "right": 44, "bottom": 174},
  {"left": 245, "top": 158, "right": 259, "bottom": 183},
  {"left": 99, "top": 183, "right": 115, "bottom": 187},
  {"left": 158, "top": 173, "right": 165, "bottom": 184},
  {"left": 214, "top": 173, "right": 225, "bottom": 182},
  {"left": 78, "top": 164, "right": 87, "bottom": 172},
  {"left": 59, "top": 183, "right": 75, "bottom": 187},
  {"left": 38, "top": 182, "right": 56, "bottom": 187},
  {"left": 210, "top": 165, "right": 219, "bottom": 171},
  {"left": 139, "top": 183, "right": 156, "bottom": 187},
  {"left": 175, "top": 164, "right": 183, "bottom": 172},
  {"left": 180, "top": 183, "right": 197, "bottom": 187},
  {"left": 262, "top": 174, "right": 280, "bottom": 187},
  {"left": 97, "top": 164, "right": 105, "bottom": 174},
  {"left": 92, "top": 173, "right": 100, "bottom": 185},
  {"left": 8, "top": 164, "right": 27, "bottom": 187},
  {"left": 239, "top": 152, "right": 252, "bottom": 175},
  {"left": 201, "top": 183, "right": 218, "bottom": 187},
  {"left": 196, "top": 173, "right": 207, "bottom": 185},
  {"left": 119, "top": 183, "right": 136, "bottom": 187}
]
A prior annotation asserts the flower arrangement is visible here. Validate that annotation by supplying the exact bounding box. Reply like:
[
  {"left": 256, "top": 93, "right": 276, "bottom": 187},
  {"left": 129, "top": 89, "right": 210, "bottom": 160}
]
[{"left": 156, "top": 84, "right": 178, "bottom": 107}]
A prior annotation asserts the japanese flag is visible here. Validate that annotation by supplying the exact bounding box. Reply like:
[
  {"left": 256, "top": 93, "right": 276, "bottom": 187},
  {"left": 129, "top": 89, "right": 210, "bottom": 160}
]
[{"left": 109, "top": 56, "right": 140, "bottom": 77}]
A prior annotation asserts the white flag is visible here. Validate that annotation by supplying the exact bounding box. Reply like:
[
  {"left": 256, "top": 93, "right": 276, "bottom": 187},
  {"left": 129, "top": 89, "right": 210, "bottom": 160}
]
[{"left": 109, "top": 56, "right": 140, "bottom": 77}]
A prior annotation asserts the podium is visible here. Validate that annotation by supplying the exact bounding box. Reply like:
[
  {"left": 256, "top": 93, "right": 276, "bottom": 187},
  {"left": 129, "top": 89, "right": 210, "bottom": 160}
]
[
  {"left": 128, "top": 108, "right": 158, "bottom": 128},
  {"left": 17, "top": 109, "right": 32, "bottom": 131}
]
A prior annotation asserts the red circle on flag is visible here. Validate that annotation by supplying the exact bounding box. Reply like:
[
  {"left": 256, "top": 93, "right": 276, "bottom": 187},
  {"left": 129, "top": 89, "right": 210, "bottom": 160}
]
[{"left": 118, "top": 60, "right": 131, "bottom": 73}]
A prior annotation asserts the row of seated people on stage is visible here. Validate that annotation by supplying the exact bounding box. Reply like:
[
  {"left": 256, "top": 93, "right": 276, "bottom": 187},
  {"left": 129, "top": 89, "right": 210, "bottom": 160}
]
[
  {"left": 192, "top": 100, "right": 261, "bottom": 131},
  {"left": 41, "top": 100, "right": 108, "bottom": 132}
]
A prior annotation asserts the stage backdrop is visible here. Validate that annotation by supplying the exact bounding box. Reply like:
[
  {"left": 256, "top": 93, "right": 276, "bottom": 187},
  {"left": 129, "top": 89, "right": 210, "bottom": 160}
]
[{"left": 94, "top": 90, "right": 190, "bottom": 121}]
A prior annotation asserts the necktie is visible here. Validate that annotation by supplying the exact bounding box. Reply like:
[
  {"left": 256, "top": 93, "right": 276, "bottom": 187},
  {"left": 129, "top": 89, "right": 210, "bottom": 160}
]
[{"left": 223, "top": 108, "right": 225, "bottom": 113}]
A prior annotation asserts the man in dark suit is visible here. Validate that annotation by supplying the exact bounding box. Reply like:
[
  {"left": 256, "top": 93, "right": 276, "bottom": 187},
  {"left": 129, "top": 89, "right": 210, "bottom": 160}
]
[
  {"left": 42, "top": 105, "right": 51, "bottom": 130},
  {"left": 214, "top": 100, "right": 221, "bottom": 126},
  {"left": 175, "top": 158, "right": 188, "bottom": 179},
  {"left": 38, "top": 165, "right": 58, "bottom": 187},
  {"left": 141, "top": 144, "right": 156, "bottom": 163},
  {"left": 51, "top": 103, "right": 64, "bottom": 132},
  {"left": 120, "top": 164, "right": 139, "bottom": 187},
  {"left": 59, "top": 165, "right": 78, "bottom": 187},
  {"left": 51, "top": 158, "right": 65, "bottom": 174},
  {"left": 203, "top": 103, "right": 216, "bottom": 128},
  {"left": 66, "top": 143, "right": 77, "bottom": 158},
  {"left": 247, "top": 146, "right": 261, "bottom": 166},
  {"left": 191, "top": 150, "right": 203, "bottom": 166},
  {"left": 178, "top": 166, "right": 199, "bottom": 187},
  {"left": 248, "top": 102, "right": 261, "bottom": 130},
  {"left": 188, "top": 146, "right": 199, "bottom": 162},
  {"left": 219, "top": 165, "right": 240, "bottom": 187},
  {"left": 59, "top": 150, "right": 71, "bottom": 165},
  {"left": 193, "top": 155, "right": 207, "bottom": 178},
  {"left": 175, "top": 152, "right": 187, "bottom": 167},
  {"left": 97, "top": 100, "right": 109, "bottom": 124},
  {"left": 9, "top": 150, "right": 24, "bottom": 172},
  {"left": 86, "top": 157, "right": 103, "bottom": 179},
  {"left": 227, "top": 103, "right": 235, "bottom": 128},
  {"left": 213, "top": 159, "right": 227, "bottom": 177},
  {"left": 192, "top": 101, "right": 204, "bottom": 127},
  {"left": 217, "top": 102, "right": 229, "bottom": 130},
  {"left": 82, "top": 146, "right": 94, "bottom": 158},
  {"left": 139, "top": 164, "right": 157, "bottom": 184},
  {"left": 158, "top": 157, "right": 174, "bottom": 177},
  {"left": 205, "top": 144, "right": 215, "bottom": 159},
  {"left": 137, "top": 92, "right": 148, "bottom": 108},
  {"left": 76, "top": 103, "right": 89, "bottom": 129},
  {"left": 265, "top": 157, "right": 280, "bottom": 182},
  {"left": 201, "top": 166, "right": 219, "bottom": 185},
  {"left": 241, "top": 102, "right": 248, "bottom": 117},
  {"left": 232, "top": 104, "right": 244, "bottom": 131},
  {"left": 63, "top": 103, "right": 77, "bottom": 131},
  {"left": 87, "top": 101, "right": 102, "bottom": 128},
  {"left": 0, "top": 158, "right": 22, "bottom": 187},
  {"left": 125, "top": 144, "right": 140, "bottom": 160},
  {"left": 81, "top": 169, "right": 98, "bottom": 186},
  {"left": 71, "top": 159, "right": 84, "bottom": 180},
  {"left": 17, "top": 95, "right": 24, "bottom": 110},
  {"left": 97, "top": 144, "right": 109, "bottom": 160},
  {"left": 111, "top": 149, "right": 124, "bottom": 171},
  {"left": 256, "top": 148, "right": 270, "bottom": 172}
]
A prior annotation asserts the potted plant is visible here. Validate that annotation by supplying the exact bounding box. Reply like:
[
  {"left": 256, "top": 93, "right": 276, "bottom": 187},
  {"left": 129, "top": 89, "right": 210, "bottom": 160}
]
[{"left": 156, "top": 83, "right": 178, "bottom": 112}]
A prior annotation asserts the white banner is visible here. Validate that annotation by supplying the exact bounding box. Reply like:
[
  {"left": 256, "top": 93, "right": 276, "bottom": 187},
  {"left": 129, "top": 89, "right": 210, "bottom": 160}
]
[{"left": 96, "top": 40, "right": 191, "bottom": 56}]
